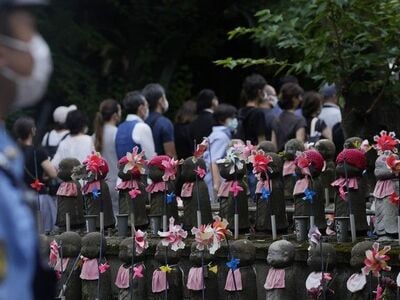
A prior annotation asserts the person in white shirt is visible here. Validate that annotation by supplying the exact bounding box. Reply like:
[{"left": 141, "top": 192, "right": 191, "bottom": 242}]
[
  {"left": 41, "top": 104, "right": 77, "bottom": 158},
  {"left": 52, "top": 110, "right": 94, "bottom": 167},
  {"left": 318, "top": 83, "right": 342, "bottom": 129},
  {"left": 115, "top": 91, "right": 156, "bottom": 160},
  {"left": 93, "top": 99, "right": 121, "bottom": 217}
]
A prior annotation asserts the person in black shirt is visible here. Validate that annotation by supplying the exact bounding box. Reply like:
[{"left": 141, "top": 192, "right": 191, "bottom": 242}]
[
  {"left": 189, "top": 89, "right": 219, "bottom": 147},
  {"left": 174, "top": 99, "right": 197, "bottom": 159}
]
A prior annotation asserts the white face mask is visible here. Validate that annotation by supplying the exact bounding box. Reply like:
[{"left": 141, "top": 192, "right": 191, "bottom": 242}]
[
  {"left": 162, "top": 98, "right": 169, "bottom": 113},
  {"left": 226, "top": 117, "right": 238, "bottom": 132},
  {"left": 143, "top": 107, "right": 149, "bottom": 120},
  {"left": 269, "top": 95, "right": 279, "bottom": 107},
  {"left": 0, "top": 34, "right": 53, "bottom": 108}
]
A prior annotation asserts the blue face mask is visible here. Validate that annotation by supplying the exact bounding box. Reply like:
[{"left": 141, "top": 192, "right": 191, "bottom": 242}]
[{"left": 226, "top": 118, "right": 238, "bottom": 132}]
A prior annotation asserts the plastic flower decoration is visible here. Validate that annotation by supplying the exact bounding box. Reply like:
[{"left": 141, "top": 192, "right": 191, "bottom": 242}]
[
  {"left": 133, "top": 265, "right": 144, "bottom": 279},
  {"left": 224, "top": 146, "right": 244, "bottom": 174},
  {"left": 160, "top": 265, "right": 173, "bottom": 273},
  {"left": 118, "top": 146, "right": 146, "bottom": 175},
  {"left": 362, "top": 242, "right": 391, "bottom": 277},
  {"left": 99, "top": 262, "right": 110, "bottom": 274},
  {"left": 230, "top": 181, "right": 244, "bottom": 197},
  {"left": 161, "top": 157, "right": 180, "bottom": 181},
  {"left": 390, "top": 192, "right": 400, "bottom": 206},
  {"left": 308, "top": 226, "right": 321, "bottom": 248},
  {"left": 251, "top": 150, "right": 273, "bottom": 174},
  {"left": 226, "top": 258, "right": 240, "bottom": 271},
  {"left": 129, "top": 188, "right": 141, "bottom": 199},
  {"left": 212, "top": 216, "right": 232, "bottom": 240},
  {"left": 49, "top": 240, "right": 59, "bottom": 267},
  {"left": 31, "top": 178, "right": 45, "bottom": 192},
  {"left": 296, "top": 152, "right": 311, "bottom": 169},
  {"left": 243, "top": 140, "right": 256, "bottom": 161},
  {"left": 303, "top": 188, "right": 316, "bottom": 203},
  {"left": 194, "top": 166, "right": 206, "bottom": 179},
  {"left": 193, "top": 138, "right": 208, "bottom": 160},
  {"left": 83, "top": 152, "right": 109, "bottom": 179},
  {"left": 261, "top": 187, "right": 271, "bottom": 202},
  {"left": 386, "top": 154, "right": 400, "bottom": 175},
  {"left": 191, "top": 224, "right": 215, "bottom": 253},
  {"left": 166, "top": 192, "right": 175, "bottom": 204},
  {"left": 158, "top": 217, "right": 188, "bottom": 251},
  {"left": 91, "top": 188, "right": 101, "bottom": 200},
  {"left": 134, "top": 229, "right": 149, "bottom": 255},
  {"left": 373, "top": 130, "right": 399, "bottom": 154}
]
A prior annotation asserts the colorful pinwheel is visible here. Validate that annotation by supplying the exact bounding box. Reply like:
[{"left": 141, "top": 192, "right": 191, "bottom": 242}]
[
  {"left": 158, "top": 217, "right": 188, "bottom": 251},
  {"left": 362, "top": 242, "right": 391, "bottom": 277},
  {"left": 135, "top": 229, "right": 149, "bottom": 255},
  {"left": 373, "top": 130, "right": 399, "bottom": 154},
  {"left": 119, "top": 146, "right": 146, "bottom": 175}
]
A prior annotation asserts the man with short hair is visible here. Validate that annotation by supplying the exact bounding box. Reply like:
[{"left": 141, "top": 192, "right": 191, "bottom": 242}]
[
  {"left": 318, "top": 83, "right": 342, "bottom": 129},
  {"left": 0, "top": 1, "right": 55, "bottom": 299},
  {"left": 115, "top": 91, "right": 156, "bottom": 160},
  {"left": 189, "top": 88, "right": 219, "bottom": 147},
  {"left": 143, "top": 83, "right": 176, "bottom": 158}
]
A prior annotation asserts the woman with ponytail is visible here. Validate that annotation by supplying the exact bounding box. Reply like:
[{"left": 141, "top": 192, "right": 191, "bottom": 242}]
[{"left": 93, "top": 99, "right": 121, "bottom": 217}]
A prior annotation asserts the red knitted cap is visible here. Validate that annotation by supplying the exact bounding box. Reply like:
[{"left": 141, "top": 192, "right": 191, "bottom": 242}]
[
  {"left": 304, "top": 150, "right": 325, "bottom": 172},
  {"left": 147, "top": 155, "right": 170, "bottom": 169},
  {"left": 336, "top": 149, "right": 367, "bottom": 169}
]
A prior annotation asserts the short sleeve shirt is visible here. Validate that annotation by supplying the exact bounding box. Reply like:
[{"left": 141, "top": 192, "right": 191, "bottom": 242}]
[
  {"left": 238, "top": 106, "right": 266, "bottom": 145},
  {"left": 273, "top": 110, "right": 307, "bottom": 151},
  {"left": 146, "top": 112, "right": 174, "bottom": 155},
  {"left": 21, "top": 145, "right": 49, "bottom": 186}
]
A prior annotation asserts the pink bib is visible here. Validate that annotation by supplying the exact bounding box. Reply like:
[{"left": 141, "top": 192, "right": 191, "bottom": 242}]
[
  {"left": 186, "top": 267, "right": 205, "bottom": 291},
  {"left": 146, "top": 182, "right": 166, "bottom": 194},
  {"left": 217, "top": 181, "right": 234, "bottom": 198},
  {"left": 181, "top": 182, "right": 195, "bottom": 198},
  {"left": 80, "top": 258, "right": 99, "bottom": 280},
  {"left": 283, "top": 161, "right": 296, "bottom": 176},
  {"left": 57, "top": 182, "right": 78, "bottom": 196},
  {"left": 115, "top": 265, "right": 130, "bottom": 289},
  {"left": 373, "top": 180, "right": 395, "bottom": 199},
  {"left": 224, "top": 269, "right": 243, "bottom": 291},
  {"left": 346, "top": 272, "right": 366, "bottom": 293},
  {"left": 264, "top": 267, "right": 285, "bottom": 290},
  {"left": 152, "top": 269, "right": 169, "bottom": 293},
  {"left": 116, "top": 180, "right": 139, "bottom": 191}
]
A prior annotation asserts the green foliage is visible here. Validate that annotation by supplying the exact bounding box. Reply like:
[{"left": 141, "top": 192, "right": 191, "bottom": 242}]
[{"left": 218, "top": 0, "right": 400, "bottom": 108}]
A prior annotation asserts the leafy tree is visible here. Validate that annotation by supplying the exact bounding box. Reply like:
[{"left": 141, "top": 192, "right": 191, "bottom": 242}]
[{"left": 216, "top": 0, "right": 400, "bottom": 137}]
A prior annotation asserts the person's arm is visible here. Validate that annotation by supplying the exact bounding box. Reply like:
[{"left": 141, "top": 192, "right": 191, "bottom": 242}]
[
  {"left": 211, "top": 162, "right": 221, "bottom": 195},
  {"left": 296, "top": 127, "right": 306, "bottom": 143},
  {"left": 322, "top": 127, "right": 332, "bottom": 141},
  {"left": 41, "top": 159, "right": 57, "bottom": 179},
  {"left": 161, "top": 119, "right": 177, "bottom": 158},
  {"left": 270, "top": 130, "right": 278, "bottom": 150},
  {"left": 133, "top": 123, "right": 156, "bottom": 159},
  {"left": 163, "top": 141, "right": 177, "bottom": 159}
]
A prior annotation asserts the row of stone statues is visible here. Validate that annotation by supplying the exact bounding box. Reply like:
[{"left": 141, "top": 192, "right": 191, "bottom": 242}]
[{"left": 43, "top": 231, "right": 396, "bottom": 300}]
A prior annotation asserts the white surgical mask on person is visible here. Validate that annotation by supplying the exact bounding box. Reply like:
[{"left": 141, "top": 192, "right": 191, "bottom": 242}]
[
  {"left": 226, "top": 117, "right": 238, "bottom": 132},
  {"left": 162, "top": 98, "right": 169, "bottom": 113},
  {"left": 0, "top": 34, "right": 53, "bottom": 108}
]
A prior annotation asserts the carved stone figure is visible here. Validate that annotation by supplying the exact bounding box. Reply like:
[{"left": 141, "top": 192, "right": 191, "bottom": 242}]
[
  {"left": 306, "top": 243, "right": 337, "bottom": 299},
  {"left": 258, "top": 141, "right": 277, "bottom": 153},
  {"left": 80, "top": 232, "right": 111, "bottom": 300},
  {"left": 373, "top": 154, "right": 399, "bottom": 238},
  {"left": 180, "top": 157, "right": 213, "bottom": 229},
  {"left": 264, "top": 240, "right": 296, "bottom": 300},
  {"left": 224, "top": 239, "right": 257, "bottom": 300},
  {"left": 115, "top": 237, "right": 147, "bottom": 299},
  {"left": 146, "top": 155, "right": 178, "bottom": 233},
  {"left": 149, "top": 241, "right": 183, "bottom": 300},
  {"left": 255, "top": 152, "right": 288, "bottom": 233},
  {"left": 283, "top": 139, "right": 305, "bottom": 202},
  {"left": 117, "top": 165, "right": 148, "bottom": 228},
  {"left": 186, "top": 242, "right": 218, "bottom": 300},
  {"left": 293, "top": 150, "right": 326, "bottom": 230},
  {"left": 55, "top": 232, "right": 82, "bottom": 300},
  {"left": 217, "top": 160, "right": 249, "bottom": 231},
  {"left": 332, "top": 149, "right": 368, "bottom": 233},
  {"left": 315, "top": 139, "right": 336, "bottom": 203},
  {"left": 56, "top": 158, "right": 84, "bottom": 229}
]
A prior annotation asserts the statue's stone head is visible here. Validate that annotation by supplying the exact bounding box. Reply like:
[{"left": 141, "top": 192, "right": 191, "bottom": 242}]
[
  {"left": 189, "top": 242, "right": 214, "bottom": 267},
  {"left": 217, "top": 160, "right": 246, "bottom": 180},
  {"left": 180, "top": 157, "right": 207, "bottom": 182},
  {"left": 344, "top": 137, "right": 363, "bottom": 149},
  {"left": 56, "top": 231, "right": 81, "bottom": 257},
  {"left": 265, "top": 152, "right": 283, "bottom": 178},
  {"left": 147, "top": 155, "right": 171, "bottom": 182},
  {"left": 284, "top": 139, "right": 305, "bottom": 161},
  {"left": 307, "top": 243, "right": 337, "bottom": 271},
  {"left": 118, "top": 163, "right": 142, "bottom": 181},
  {"left": 58, "top": 158, "right": 81, "bottom": 181},
  {"left": 258, "top": 141, "right": 277, "bottom": 154},
  {"left": 154, "top": 241, "right": 182, "bottom": 265},
  {"left": 315, "top": 139, "right": 336, "bottom": 162},
  {"left": 350, "top": 241, "right": 374, "bottom": 269},
  {"left": 267, "top": 240, "right": 295, "bottom": 268},
  {"left": 81, "top": 232, "right": 106, "bottom": 259},
  {"left": 230, "top": 239, "right": 256, "bottom": 266},
  {"left": 119, "top": 237, "right": 145, "bottom": 264}
]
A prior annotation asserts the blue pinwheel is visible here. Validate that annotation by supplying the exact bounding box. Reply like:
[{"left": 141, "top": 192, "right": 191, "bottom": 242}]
[
  {"left": 166, "top": 192, "right": 175, "bottom": 204},
  {"left": 303, "top": 188, "right": 316, "bottom": 203},
  {"left": 92, "top": 188, "right": 101, "bottom": 200},
  {"left": 261, "top": 187, "right": 271, "bottom": 202},
  {"left": 226, "top": 258, "right": 240, "bottom": 271}
]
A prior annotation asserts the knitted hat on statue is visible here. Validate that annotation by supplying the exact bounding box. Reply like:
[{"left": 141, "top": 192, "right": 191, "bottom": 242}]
[{"left": 336, "top": 148, "right": 367, "bottom": 170}]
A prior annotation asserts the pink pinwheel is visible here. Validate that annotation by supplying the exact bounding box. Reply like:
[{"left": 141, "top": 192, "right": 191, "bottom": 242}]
[
  {"left": 129, "top": 188, "right": 141, "bottom": 199},
  {"left": 193, "top": 138, "right": 208, "bottom": 159},
  {"left": 229, "top": 181, "right": 243, "bottom": 197},
  {"left": 251, "top": 150, "right": 273, "bottom": 174},
  {"left": 99, "top": 262, "right": 110, "bottom": 274},
  {"left": 191, "top": 224, "right": 214, "bottom": 252},
  {"left": 362, "top": 242, "right": 391, "bottom": 277},
  {"left": 158, "top": 217, "right": 188, "bottom": 251},
  {"left": 194, "top": 166, "right": 206, "bottom": 179},
  {"left": 308, "top": 226, "right": 321, "bottom": 248},
  {"left": 49, "top": 240, "right": 59, "bottom": 267},
  {"left": 243, "top": 141, "right": 256, "bottom": 160},
  {"left": 373, "top": 130, "right": 399, "bottom": 154},
  {"left": 83, "top": 152, "right": 109, "bottom": 178},
  {"left": 133, "top": 265, "right": 144, "bottom": 279},
  {"left": 386, "top": 154, "right": 400, "bottom": 174},
  {"left": 134, "top": 229, "right": 149, "bottom": 255},
  {"left": 119, "top": 146, "right": 146, "bottom": 175},
  {"left": 212, "top": 216, "right": 232, "bottom": 241},
  {"left": 161, "top": 157, "right": 179, "bottom": 181}
]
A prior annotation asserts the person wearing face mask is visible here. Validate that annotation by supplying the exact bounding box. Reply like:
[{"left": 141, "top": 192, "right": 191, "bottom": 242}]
[
  {"left": 273, "top": 82, "right": 307, "bottom": 151},
  {"left": 203, "top": 104, "right": 237, "bottom": 202},
  {"left": 115, "top": 90, "right": 155, "bottom": 160},
  {"left": 143, "top": 83, "right": 177, "bottom": 158},
  {"left": 0, "top": 1, "right": 56, "bottom": 299}
]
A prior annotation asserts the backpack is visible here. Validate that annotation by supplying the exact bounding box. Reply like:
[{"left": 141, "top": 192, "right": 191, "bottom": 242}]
[
  {"left": 307, "top": 117, "right": 322, "bottom": 144},
  {"left": 43, "top": 131, "right": 69, "bottom": 159}
]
